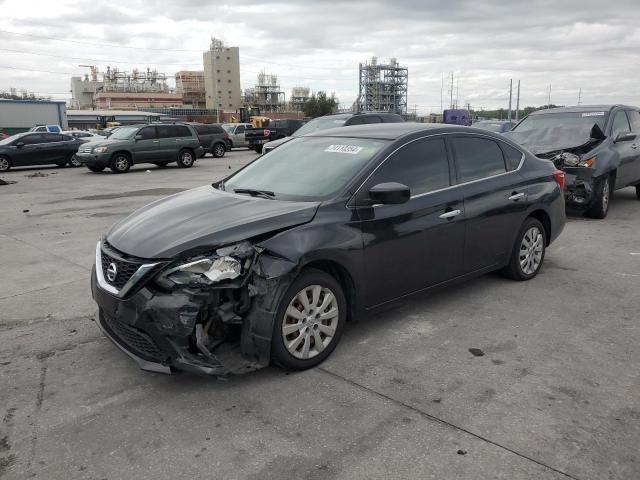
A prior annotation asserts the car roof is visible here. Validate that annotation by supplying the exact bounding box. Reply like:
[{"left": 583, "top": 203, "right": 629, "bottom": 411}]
[
  {"left": 529, "top": 105, "right": 636, "bottom": 115},
  {"left": 304, "top": 122, "right": 492, "bottom": 140}
]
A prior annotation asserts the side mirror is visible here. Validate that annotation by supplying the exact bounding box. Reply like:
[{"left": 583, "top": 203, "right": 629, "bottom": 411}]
[
  {"left": 614, "top": 131, "right": 636, "bottom": 143},
  {"left": 134, "top": 134, "right": 143, "bottom": 141},
  {"left": 15, "top": 142, "right": 24, "bottom": 148},
  {"left": 369, "top": 182, "right": 410, "bottom": 205}
]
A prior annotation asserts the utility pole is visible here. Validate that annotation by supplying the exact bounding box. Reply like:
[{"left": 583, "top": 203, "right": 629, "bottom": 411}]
[
  {"left": 547, "top": 84, "right": 552, "bottom": 108},
  {"left": 578, "top": 88, "right": 582, "bottom": 105},
  {"left": 450, "top": 72, "right": 454, "bottom": 109},
  {"left": 455, "top": 78, "right": 459, "bottom": 109},
  {"left": 440, "top": 73, "right": 444, "bottom": 113},
  {"left": 515, "top": 80, "right": 521, "bottom": 121},
  {"left": 508, "top": 79, "right": 513, "bottom": 121}
]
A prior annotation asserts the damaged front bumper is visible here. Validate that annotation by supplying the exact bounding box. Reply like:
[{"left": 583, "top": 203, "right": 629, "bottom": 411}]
[
  {"left": 562, "top": 166, "right": 597, "bottom": 208},
  {"left": 91, "top": 241, "right": 297, "bottom": 375}
]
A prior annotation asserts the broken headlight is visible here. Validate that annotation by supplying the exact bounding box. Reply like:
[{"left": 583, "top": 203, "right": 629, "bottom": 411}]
[
  {"left": 156, "top": 256, "right": 242, "bottom": 288},
  {"left": 560, "top": 152, "right": 580, "bottom": 167},
  {"left": 577, "top": 155, "right": 596, "bottom": 168}
]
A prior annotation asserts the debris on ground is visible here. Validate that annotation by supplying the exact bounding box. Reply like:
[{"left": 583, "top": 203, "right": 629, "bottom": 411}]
[
  {"left": 457, "top": 449, "right": 467, "bottom": 455},
  {"left": 468, "top": 348, "right": 485, "bottom": 357},
  {"left": 25, "top": 172, "right": 48, "bottom": 178},
  {"left": 0, "top": 178, "right": 17, "bottom": 185},
  {"left": 22, "top": 209, "right": 29, "bottom": 213}
]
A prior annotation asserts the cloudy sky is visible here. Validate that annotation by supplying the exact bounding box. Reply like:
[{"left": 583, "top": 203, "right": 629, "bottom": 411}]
[{"left": 1, "top": 0, "right": 639, "bottom": 114}]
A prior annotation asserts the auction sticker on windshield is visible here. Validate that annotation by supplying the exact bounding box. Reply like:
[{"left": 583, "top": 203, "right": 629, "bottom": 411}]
[
  {"left": 325, "top": 145, "right": 364, "bottom": 154},
  {"left": 581, "top": 112, "right": 605, "bottom": 117}
]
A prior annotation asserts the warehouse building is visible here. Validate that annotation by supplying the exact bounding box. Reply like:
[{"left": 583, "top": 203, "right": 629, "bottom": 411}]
[{"left": 0, "top": 99, "right": 67, "bottom": 134}]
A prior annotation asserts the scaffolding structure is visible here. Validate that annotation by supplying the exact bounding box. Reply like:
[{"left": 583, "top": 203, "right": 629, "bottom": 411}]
[
  {"left": 243, "top": 72, "right": 285, "bottom": 112},
  {"left": 102, "top": 66, "right": 170, "bottom": 93},
  {"left": 357, "top": 57, "right": 408, "bottom": 114},
  {"left": 289, "top": 86, "right": 310, "bottom": 112}
]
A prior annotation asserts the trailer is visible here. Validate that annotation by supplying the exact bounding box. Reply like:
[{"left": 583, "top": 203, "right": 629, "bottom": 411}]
[{"left": 0, "top": 99, "right": 68, "bottom": 135}]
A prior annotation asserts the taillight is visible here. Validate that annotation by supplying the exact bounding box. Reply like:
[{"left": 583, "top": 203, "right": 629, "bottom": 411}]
[
  {"left": 553, "top": 170, "right": 565, "bottom": 190},
  {"left": 263, "top": 129, "right": 271, "bottom": 137}
]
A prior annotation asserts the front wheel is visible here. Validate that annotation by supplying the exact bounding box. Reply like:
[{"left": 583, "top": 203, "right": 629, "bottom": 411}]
[
  {"left": 502, "top": 217, "right": 546, "bottom": 281},
  {"left": 211, "top": 142, "right": 226, "bottom": 158},
  {"left": 585, "top": 175, "right": 611, "bottom": 219},
  {"left": 177, "top": 150, "right": 195, "bottom": 168},
  {"left": 110, "top": 153, "right": 131, "bottom": 173},
  {"left": 0, "top": 156, "right": 11, "bottom": 172},
  {"left": 271, "top": 269, "right": 346, "bottom": 370}
]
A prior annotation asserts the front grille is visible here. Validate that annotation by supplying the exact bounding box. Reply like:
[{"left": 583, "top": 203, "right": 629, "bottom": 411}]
[
  {"left": 102, "top": 312, "right": 164, "bottom": 361},
  {"left": 100, "top": 242, "right": 144, "bottom": 290},
  {"left": 78, "top": 145, "right": 93, "bottom": 153}
]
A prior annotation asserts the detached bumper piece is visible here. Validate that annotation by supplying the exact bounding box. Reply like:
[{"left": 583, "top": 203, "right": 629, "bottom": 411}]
[{"left": 563, "top": 167, "right": 596, "bottom": 208}]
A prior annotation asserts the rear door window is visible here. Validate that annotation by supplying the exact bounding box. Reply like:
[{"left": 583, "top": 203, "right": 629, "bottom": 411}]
[
  {"left": 42, "top": 133, "right": 63, "bottom": 142},
  {"left": 20, "top": 134, "right": 45, "bottom": 145},
  {"left": 364, "top": 116, "right": 382, "bottom": 124},
  {"left": 453, "top": 136, "right": 507, "bottom": 182},
  {"left": 499, "top": 142, "right": 523, "bottom": 171},
  {"left": 346, "top": 116, "right": 365, "bottom": 126},
  {"left": 156, "top": 125, "right": 175, "bottom": 138},
  {"left": 173, "top": 125, "right": 192, "bottom": 137},
  {"left": 235, "top": 125, "right": 245, "bottom": 134},
  {"left": 370, "top": 137, "right": 450, "bottom": 196},
  {"left": 139, "top": 126, "right": 157, "bottom": 139}
]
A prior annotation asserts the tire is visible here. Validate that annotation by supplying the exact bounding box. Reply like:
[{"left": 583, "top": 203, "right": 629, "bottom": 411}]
[
  {"left": 271, "top": 268, "right": 346, "bottom": 370},
  {"left": 502, "top": 217, "right": 547, "bottom": 281},
  {"left": 635, "top": 184, "right": 640, "bottom": 200},
  {"left": 154, "top": 162, "right": 170, "bottom": 168},
  {"left": 109, "top": 153, "right": 131, "bottom": 173},
  {"left": 67, "top": 153, "right": 82, "bottom": 168},
  {"left": 585, "top": 175, "right": 611, "bottom": 219},
  {"left": 254, "top": 145, "right": 263, "bottom": 154},
  {"left": 0, "top": 156, "right": 11, "bottom": 172},
  {"left": 211, "top": 142, "right": 226, "bottom": 158},
  {"left": 87, "top": 165, "right": 105, "bottom": 173},
  {"left": 176, "top": 150, "right": 195, "bottom": 168}
]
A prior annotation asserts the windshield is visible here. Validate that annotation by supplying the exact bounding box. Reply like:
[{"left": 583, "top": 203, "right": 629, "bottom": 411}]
[
  {"left": 222, "top": 124, "right": 235, "bottom": 133},
  {"left": 507, "top": 111, "right": 609, "bottom": 154},
  {"left": 293, "top": 116, "right": 348, "bottom": 137},
  {"left": 474, "top": 121, "right": 506, "bottom": 133},
  {"left": 109, "top": 126, "right": 139, "bottom": 140},
  {"left": 0, "top": 133, "right": 25, "bottom": 146},
  {"left": 223, "top": 136, "right": 388, "bottom": 201}
]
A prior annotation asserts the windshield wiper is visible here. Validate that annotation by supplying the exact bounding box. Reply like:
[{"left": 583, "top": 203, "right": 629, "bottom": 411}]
[{"left": 233, "top": 188, "right": 276, "bottom": 200}]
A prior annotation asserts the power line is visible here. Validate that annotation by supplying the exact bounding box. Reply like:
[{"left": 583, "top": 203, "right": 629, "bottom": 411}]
[
  {"left": 0, "top": 48, "right": 203, "bottom": 66},
  {"left": 0, "top": 65, "right": 73, "bottom": 75}
]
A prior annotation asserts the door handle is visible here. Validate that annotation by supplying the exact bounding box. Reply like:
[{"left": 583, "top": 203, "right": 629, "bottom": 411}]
[
  {"left": 439, "top": 209, "right": 461, "bottom": 220},
  {"left": 508, "top": 192, "right": 525, "bottom": 201}
]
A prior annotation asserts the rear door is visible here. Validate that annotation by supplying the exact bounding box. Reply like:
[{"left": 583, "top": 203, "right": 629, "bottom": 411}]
[
  {"left": 450, "top": 134, "right": 528, "bottom": 273},
  {"left": 172, "top": 125, "right": 194, "bottom": 157},
  {"left": 131, "top": 126, "right": 158, "bottom": 163},
  {"left": 610, "top": 110, "right": 636, "bottom": 188},
  {"left": 357, "top": 136, "right": 465, "bottom": 306},
  {"left": 39, "top": 133, "right": 67, "bottom": 163},
  {"left": 154, "top": 125, "right": 177, "bottom": 161}
]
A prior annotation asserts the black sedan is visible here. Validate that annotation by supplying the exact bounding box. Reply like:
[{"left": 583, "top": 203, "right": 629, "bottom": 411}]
[
  {"left": 0, "top": 132, "right": 85, "bottom": 172},
  {"left": 90, "top": 123, "right": 566, "bottom": 375}
]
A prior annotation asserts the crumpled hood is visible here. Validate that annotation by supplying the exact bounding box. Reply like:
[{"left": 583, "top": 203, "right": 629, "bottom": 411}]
[
  {"left": 505, "top": 125, "right": 602, "bottom": 155},
  {"left": 106, "top": 186, "right": 320, "bottom": 259}
]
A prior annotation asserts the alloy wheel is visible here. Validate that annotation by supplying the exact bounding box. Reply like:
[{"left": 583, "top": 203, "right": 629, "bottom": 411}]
[
  {"left": 114, "top": 155, "right": 129, "bottom": 171},
  {"left": 282, "top": 285, "right": 339, "bottom": 360},
  {"left": 0, "top": 157, "right": 9, "bottom": 172},
  {"left": 69, "top": 155, "right": 82, "bottom": 167},
  {"left": 519, "top": 226, "right": 544, "bottom": 275},
  {"left": 214, "top": 144, "right": 225, "bottom": 157},
  {"left": 602, "top": 178, "right": 610, "bottom": 213},
  {"left": 181, "top": 152, "right": 194, "bottom": 166}
]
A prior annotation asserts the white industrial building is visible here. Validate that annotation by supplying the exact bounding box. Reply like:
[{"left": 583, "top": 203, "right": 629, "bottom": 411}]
[{"left": 0, "top": 99, "right": 68, "bottom": 134}]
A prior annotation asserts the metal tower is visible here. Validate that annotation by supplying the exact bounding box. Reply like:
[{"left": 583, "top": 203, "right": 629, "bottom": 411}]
[{"left": 357, "top": 57, "right": 408, "bottom": 114}]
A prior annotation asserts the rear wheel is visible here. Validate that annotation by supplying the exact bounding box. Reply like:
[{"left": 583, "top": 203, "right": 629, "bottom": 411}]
[
  {"left": 67, "top": 153, "right": 82, "bottom": 167},
  {"left": 0, "top": 156, "right": 11, "bottom": 172},
  {"left": 87, "top": 165, "right": 105, "bottom": 173},
  {"left": 271, "top": 269, "right": 346, "bottom": 370},
  {"left": 502, "top": 217, "right": 546, "bottom": 281},
  {"left": 211, "top": 142, "right": 226, "bottom": 158},
  {"left": 177, "top": 149, "right": 195, "bottom": 168},
  {"left": 585, "top": 175, "right": 611, "bottom": 219},
  {"left": 635, "top": 184, "right": 640, "bottom": 200},
  {"left": 110, "top": 153, "right": 131, "bottom": 173}
]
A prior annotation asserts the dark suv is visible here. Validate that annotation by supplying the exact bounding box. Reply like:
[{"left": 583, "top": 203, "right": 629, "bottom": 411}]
[
  {"left": 76, "top": 123, "right": 204, "bottom": 173},
  {"left": 506, "top": 105, "right": 640, "bottom": 218},
  {"left": 262, "top": 112, "right": 405, "bottom": 153},
  {"left": 188, "top": 123, "right": 229, "bottom": 158}
]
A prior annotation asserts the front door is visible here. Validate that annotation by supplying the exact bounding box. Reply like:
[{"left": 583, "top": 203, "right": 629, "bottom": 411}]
[
  {"left": 619, "top": 110, "right": 640, "bottom": 187},
  {"left": 131, "top": 126, "right": 159, "bottom": 163},
  {"left": 10, "top": 134, "right": 46, "bottom": 167},
  {"left": 356, "top": 136, "right": 465, "bottom": 307},
  {"left": 449, "top": 135, "right": 529, "bottom": 272},
  {"left": 610, "top": 110, "right": 637, "bottom": 188}
]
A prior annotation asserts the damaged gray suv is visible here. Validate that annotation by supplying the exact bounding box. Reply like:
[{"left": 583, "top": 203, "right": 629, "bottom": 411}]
[{"left": 91, "top": 123, "right": 565, "bottom": 375}]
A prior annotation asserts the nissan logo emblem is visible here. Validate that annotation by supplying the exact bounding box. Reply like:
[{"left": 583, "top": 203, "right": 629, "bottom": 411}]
[{"left": 106, "top": 263, "right": 118, "bottom": 282}]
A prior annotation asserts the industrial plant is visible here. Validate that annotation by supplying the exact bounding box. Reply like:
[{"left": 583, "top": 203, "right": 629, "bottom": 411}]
[{"left": 357, "top": 57, "right": 408, "bottom": 114}]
